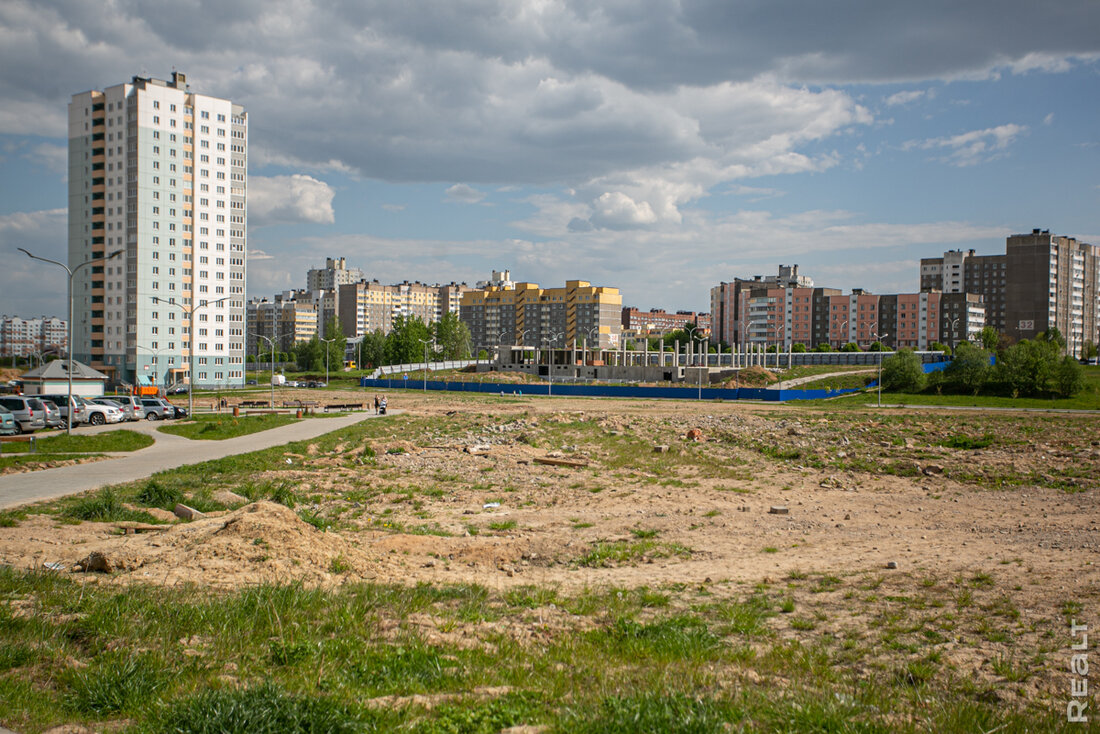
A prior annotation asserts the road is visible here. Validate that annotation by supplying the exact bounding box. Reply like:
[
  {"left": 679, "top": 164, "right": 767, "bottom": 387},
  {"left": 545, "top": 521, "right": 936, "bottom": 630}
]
[{"left": 0, "top": 411, "right": 391, "bottom": 511}]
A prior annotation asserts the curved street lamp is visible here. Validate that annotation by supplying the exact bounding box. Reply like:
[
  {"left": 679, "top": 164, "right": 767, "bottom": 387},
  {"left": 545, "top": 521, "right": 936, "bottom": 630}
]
[
  {"left": 320, "top": 336, "right": 336, "bottom": 386},
  {"left": 19, "top": 247, "right": 122, "bottom": 434},
  {"left": 256, "top": 334, "right": 276, "bottom": 409},
  {"left": 417, "top": 337, "right": 433, "bottom": 391},
  {"left": 872, "top": 331, "right": 890, "bottom": 408},
  {"left": 152, "top": 294, "right": 230, "bottom": 419}
]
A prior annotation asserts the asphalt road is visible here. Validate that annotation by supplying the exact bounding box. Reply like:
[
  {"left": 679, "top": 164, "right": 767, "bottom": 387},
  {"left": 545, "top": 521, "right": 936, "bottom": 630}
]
[{"left": 0, "top": 411, "right": 390, "bottom": 510}]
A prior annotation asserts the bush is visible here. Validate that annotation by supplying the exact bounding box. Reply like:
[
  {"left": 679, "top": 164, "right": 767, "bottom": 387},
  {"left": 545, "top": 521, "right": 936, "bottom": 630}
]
[
  {"left": 1053, "top": 355, "right": 1085, "bottom": 397},
  {"left": 791, "top": 343, "right": 807, "bottom": 353},
  {"left": 840, "top": 342, "right": 860, "bottom": 352},
  {"left": 136, "top": 480, "right": 183, "bottom": 509},
  {"left": 996, "top": 339, "right": 1059, "bottom": 396},
  {"left": 879, "top": 349, "right": 925, "bottom": 392},
  {"left": 945, "top": 342, "right": 991, "bottom": 394}
]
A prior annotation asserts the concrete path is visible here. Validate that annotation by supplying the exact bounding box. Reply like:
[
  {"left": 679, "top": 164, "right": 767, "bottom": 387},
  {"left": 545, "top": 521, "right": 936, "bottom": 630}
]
[
  {"left": 0, "top": 411, "right": 394, "bottom": 511},
  {"left": 770, "top": 368, "right": 874, "bottom": 389}
]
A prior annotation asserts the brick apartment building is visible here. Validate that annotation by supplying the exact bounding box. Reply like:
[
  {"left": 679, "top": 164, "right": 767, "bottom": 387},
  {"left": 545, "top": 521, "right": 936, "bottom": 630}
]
[
  {"left": 621, "top": 308, "right": 710, "bottom": 337},
  {"left": 921, "top": 229, "right": 1099, "bottom": 356}
]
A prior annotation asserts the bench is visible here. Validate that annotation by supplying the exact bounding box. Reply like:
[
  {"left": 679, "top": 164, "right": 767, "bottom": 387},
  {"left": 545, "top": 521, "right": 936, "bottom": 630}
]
[
  {"left": 239, "top": 400, "right": 268, "bottom": 408},
  {"left": 324, "top": 403, "right": 366, "bottom": 412},
  {"left": 0, "top": 435, "right": 37, "bottom": 453}
]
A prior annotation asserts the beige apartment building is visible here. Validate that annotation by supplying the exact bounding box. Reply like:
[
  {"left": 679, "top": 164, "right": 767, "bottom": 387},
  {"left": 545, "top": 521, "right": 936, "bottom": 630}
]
[
  {"left": 246, "top": 291, "right": 318, "bottom": 356},
  {"left": 336, "top": 280, "right": 470, "bottom": 338},
  {"left": 460, "top": 274, "right": 622, "bottom": 353}
]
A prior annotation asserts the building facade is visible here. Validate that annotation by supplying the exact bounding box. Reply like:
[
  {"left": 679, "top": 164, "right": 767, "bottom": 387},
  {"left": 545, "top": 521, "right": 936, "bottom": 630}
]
[
  {"left": 68, "top": 72, "right": 247, "bottom": 387},
  {"left": 709, "top": 264, "right": 813, "bottom": 345},
  {"left": 336, "top": 280, "right": 471, "bottom": 338},
  {"left": 306, "top": 257, "right": 364, "bottom": 292},
  {"left": 0, "top": 315, "right": 67, "bottom": 358},
  {"left": 621, "top": 308, "right": 711, "bottom": 338},
  {"left": 246, "top": 291, "right": 318, "bottom": 356},
  {"left": 920, "top": 230, "right": 1099, "bottom": 356},
  {"left": 460, "top": 276, "right": 622, "bottom": 353}
]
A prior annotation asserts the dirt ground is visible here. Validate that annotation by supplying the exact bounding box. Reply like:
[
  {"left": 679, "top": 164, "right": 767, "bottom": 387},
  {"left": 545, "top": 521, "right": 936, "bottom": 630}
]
[{"left": 2, "top": 390, "right": 1098, "bottom": 703}]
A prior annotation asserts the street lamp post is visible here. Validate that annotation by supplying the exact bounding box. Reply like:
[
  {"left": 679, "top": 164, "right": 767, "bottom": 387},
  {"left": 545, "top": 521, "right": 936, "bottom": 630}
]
[
  {"left": 20, "top": 247, "right": 122, "bottom": 435},
  {"left": 872, "top": 331, "right": 890, "bottom": 408},
  {"left": 257, "top": 335, "right": 276, "bottom": 409},
  {"left": 152, "top": 294, "right": 230, "bottom": 419},
  {"left": 320, "top": 337, "right": 335, "bottom": 386},
  {"left": 136, "top": 344, "right": 166, "bottom": 393},
  {"left": 418, "top": 338, "right": 433, "bottom": 391}
]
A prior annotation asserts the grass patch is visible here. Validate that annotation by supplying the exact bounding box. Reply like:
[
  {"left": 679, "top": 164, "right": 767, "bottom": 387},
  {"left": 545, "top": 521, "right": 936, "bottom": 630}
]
[
  {"left": 157, "top": 413, "right": 298, "bottom": 440},
  {"left": 0, "top": 430, "right": 154, "bottom": 455},
  {"left": 577, "top": 539, "right": 691, "bottom": 567},
  {"left": 64, "top": 487, "right": 164, "bottom": 524}
]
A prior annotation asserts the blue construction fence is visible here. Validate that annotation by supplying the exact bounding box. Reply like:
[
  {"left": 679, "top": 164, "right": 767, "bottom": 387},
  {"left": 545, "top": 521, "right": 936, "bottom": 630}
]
[{"left": 360, "top": 377, "right": 861, "bottom": 402}]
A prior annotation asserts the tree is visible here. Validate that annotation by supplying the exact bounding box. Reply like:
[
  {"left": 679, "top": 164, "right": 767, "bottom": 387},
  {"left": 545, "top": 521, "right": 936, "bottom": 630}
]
[
  {"left": 814, "top": 343, "right": 832, "bottom": 352},
  {"left": 385, "top": 315, "right": 432, "bottom": 365},
  {"left": 1053, "top": 355, "right": 1085, "bottom": 397},
  {"left": 246, "top": 354, "right": 255, "bottom": 364},
  {"left": 1082, "top": 340, "right": 1098, "bottom": 362},
  {"left": 945, "top": 342, "right": 991, "bottom": 394},
  {"left": 434, "top": 312, "right": 472, "bottom": 360},
  {"left": 996, "top": 339, "right": 1059, "bottom": 396},
  {"left": 322, "top": 317, "right": 347, "bottom": 373},
  {"left": 840, "top": 342, "right": 860, "bottom": 352},
  {"left": 294, "top": 335, "right": 323, "bottom": 371},
  {"left": 929, "top": 342, "right": 951, "bottom": 356},
  {"left": 359, "top": 329, "right": 386, "bottom": 368},
  {"left": 1040, "top": 327, "right": 1066, "bottom": 351},
  {"left": 880, "top": 349, "right": 925, "bottom": 392},
  {"left": 791, "top": 343, "right": 807, "bottom": 353},
  {"left": 978, "top": 326, "right": 1000, "bottom": 352},
  {"left": 867, "top": 341, "right": 887, "bottom": 352}
]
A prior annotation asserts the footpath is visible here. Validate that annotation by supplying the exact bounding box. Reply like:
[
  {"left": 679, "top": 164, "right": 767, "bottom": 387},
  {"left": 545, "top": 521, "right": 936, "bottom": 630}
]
[{"left": 0, "top": 411, "right": 391, "bottom": 511}]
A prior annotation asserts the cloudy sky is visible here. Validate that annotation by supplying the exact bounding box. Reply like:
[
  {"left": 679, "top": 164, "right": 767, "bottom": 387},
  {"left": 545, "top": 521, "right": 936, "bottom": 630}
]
[{"left": 2, "top": 0, "right": 1099, "bottom": 318}]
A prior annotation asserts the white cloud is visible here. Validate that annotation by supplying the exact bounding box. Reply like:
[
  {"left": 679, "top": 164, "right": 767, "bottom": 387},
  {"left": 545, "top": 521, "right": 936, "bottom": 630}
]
[
  {"left": 589, "top": 192, "right": 657, "bottom": 230},
  {"left": 248, "top": 174, "right": 335, "bottom": 226},
  {"left": 445, "top": 184, "right": 486, "bottom": 204},
  {"left": 904, "top": 123, "right": 1028, "bottom": 167},
  {"left": 884, "top": 89, "right": 932, "bottom": 106},
  {"left": 381, "top": 203, "right": 406, "bottom": 212}
]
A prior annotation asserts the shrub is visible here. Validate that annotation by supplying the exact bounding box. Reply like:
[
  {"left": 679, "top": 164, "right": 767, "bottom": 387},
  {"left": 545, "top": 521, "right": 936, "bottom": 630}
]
[
  {"left": 1053, "top": 355, "right": 1085, "bottom": 397},
  {"left": 136, "top": 480, "right": 183, "bottom": 509},
  {"left": 879, "top": 349, "right": 925, "bottom": 392},
  {"left": 996, "top": 339, "right": 1059, "bottom": 396},
  {"left": 945, "top": 342, "right": 991, "bottom": 394}
]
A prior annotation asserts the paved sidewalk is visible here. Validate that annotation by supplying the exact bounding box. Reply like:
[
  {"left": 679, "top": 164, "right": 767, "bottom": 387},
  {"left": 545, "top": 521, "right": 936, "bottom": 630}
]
[{"left": 0, "top": 412, "right": 391, "bottom": 510}]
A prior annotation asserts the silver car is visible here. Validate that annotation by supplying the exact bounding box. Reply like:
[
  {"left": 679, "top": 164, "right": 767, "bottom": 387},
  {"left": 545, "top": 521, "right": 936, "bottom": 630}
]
[
  {"left": 38, "top": 394, "right": 89, "bottom": 426},
  {"left": 0, "top": 396, "right": 46, "bottom": 434},
  {"left": 91, "top": 397, "right": 136, "bottom": 422},
  {"left": 39, "top": 399, "right": 63, "bottom": 429}
]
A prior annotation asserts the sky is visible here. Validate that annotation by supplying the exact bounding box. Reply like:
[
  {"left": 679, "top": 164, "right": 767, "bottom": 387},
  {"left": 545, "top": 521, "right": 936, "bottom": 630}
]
[{"left": 1, "top": 0, "right": 1099, "bottom": 319}]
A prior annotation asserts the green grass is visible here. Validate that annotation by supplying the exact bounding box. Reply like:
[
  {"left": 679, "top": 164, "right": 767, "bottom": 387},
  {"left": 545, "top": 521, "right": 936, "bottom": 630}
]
[
  {"left": 0, "top": 429, "right": 154, "bottom": 455},
  {"left": 0, "top": 452, "right": 107, "bottom": 472},
  {"left": 157, "top": 413, "right": 299, "bottom": 440},
  {"left": 0, "top": 567, "right": 1078, "bottom": 734}
]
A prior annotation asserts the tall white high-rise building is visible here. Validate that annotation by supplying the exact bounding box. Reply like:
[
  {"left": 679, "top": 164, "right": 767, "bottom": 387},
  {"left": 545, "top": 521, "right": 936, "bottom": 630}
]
[{"left": 68, "top": 72, "right": 247, "bottom": 388}]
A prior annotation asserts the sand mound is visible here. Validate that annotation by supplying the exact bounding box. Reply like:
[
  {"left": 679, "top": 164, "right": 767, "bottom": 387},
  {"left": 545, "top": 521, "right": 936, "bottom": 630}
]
[{"left": 73, "top": 501, "right": 377, "bottom": 588}]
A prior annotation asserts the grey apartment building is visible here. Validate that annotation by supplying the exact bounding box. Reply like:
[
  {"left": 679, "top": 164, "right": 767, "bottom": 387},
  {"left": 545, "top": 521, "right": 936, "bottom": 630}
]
[{"left": 921, "top": 229, "right": 1100, "bottom": 356}]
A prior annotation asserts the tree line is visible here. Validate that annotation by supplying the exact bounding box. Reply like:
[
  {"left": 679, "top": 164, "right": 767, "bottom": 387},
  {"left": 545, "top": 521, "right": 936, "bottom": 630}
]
[{"left": 879, "top": 327, "right": 1088, "bottom": 398}]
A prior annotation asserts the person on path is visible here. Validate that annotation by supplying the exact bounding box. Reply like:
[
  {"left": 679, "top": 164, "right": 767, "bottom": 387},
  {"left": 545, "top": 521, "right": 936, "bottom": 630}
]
[
  {"left": 379, "top": 396, "right": 387, "bottom": 415},
  {"left": 374, "top": 395, "right": 380, "bottom": 414}
]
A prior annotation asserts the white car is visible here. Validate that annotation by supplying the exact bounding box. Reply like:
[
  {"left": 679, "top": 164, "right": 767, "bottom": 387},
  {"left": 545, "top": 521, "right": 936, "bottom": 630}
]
[{"left": 82, "top": 400, "right": 125, "bottom": 426}]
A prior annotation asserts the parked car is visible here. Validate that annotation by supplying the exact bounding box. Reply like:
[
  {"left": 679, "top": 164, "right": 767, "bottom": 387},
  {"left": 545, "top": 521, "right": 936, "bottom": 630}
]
[
  {"left": 38, "top": 394, "right": 89, "bottom": 426},
  {"left": 246, "top": 379, "right": 258, "bottom": 385},
  {"left": 166, "top": 384, "right": 190, "bottom": 395},
  {"left": 0, "top": 396, "right": 46, "bottom": 434},
  {"left": 0, "top": 410, "right": 17, "bottom": 436},
  {"left": 39, "top": 399, "right": 63, "bottom": 429},
  {"left": 91, "top": 397, "right": 136, "bottom": 422},
  {"left": 81, "top": 400, "right": 125, "bottom": 426},
  {"left": 109, "top": 395, "right": 143, "bottom": 421},
  {"left": 139, "top": 397, "right": 177, "bottom": 421}
]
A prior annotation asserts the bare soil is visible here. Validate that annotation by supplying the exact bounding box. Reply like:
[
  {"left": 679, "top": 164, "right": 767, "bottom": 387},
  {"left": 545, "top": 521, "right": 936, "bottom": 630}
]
[{"left": 2, "top": 389, "right": 1098, "bottom": 704}]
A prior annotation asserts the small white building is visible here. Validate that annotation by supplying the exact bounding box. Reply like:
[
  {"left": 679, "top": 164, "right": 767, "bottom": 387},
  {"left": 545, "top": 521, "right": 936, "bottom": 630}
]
[{"left": 19, "top": 360, "right": 109, "bottom": 397}]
